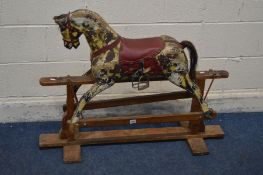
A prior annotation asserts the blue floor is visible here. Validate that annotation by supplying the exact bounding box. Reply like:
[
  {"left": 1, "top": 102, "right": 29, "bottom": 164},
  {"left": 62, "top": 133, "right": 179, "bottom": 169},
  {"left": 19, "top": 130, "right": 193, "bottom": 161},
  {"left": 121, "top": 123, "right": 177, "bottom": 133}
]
[{"left": 0, "top": 112, "right": 263, "bottom": 175}]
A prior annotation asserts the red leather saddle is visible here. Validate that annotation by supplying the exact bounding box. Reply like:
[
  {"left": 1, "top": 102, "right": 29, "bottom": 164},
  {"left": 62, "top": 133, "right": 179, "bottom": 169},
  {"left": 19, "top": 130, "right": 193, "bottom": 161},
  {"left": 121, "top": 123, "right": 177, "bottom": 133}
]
[{"left": 119, "top": 37, "right": 165, "bottom": 75}]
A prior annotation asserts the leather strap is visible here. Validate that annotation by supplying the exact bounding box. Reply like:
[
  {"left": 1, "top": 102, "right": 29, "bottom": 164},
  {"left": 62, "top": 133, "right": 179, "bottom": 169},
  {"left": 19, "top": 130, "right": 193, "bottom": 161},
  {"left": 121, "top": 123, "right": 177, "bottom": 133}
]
[
  {"left": 63, "top": 12, "right": 82, "bottom": 44},
  {"left": 91, "top": 37, "right": 121, "bottom": 59}
]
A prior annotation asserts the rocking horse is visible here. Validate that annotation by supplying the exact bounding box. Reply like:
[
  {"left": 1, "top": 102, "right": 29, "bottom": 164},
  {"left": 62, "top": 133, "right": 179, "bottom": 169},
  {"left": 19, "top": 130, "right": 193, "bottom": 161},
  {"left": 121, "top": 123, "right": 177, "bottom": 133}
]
[{"left": 39, "top": 9, "right": 229, "bottom": 163}]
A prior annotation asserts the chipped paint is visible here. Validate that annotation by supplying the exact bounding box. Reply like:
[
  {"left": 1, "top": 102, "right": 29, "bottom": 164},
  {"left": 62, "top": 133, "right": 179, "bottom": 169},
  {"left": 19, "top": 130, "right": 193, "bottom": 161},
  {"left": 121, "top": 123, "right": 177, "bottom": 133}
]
[{"left": 54, "top": 9, "right": 215, "bottom": 123}]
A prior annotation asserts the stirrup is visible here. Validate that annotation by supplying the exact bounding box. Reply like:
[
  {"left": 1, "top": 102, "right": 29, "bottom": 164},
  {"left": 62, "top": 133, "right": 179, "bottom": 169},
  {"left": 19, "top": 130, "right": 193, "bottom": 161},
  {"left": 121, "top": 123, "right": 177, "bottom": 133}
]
[
  {"left": 132, "top": 75, "right": 149, "bottom": 90},
  {"left": 131, "top": 60, "right": 150, "bottom": 90}
]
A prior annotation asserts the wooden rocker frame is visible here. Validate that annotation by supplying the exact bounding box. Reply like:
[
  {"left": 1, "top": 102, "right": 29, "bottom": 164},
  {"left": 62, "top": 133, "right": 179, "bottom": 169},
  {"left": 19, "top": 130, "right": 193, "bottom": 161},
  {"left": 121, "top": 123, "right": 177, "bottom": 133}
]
[{"left": 39, "top": 69, "right": 229, "bottom": 163}]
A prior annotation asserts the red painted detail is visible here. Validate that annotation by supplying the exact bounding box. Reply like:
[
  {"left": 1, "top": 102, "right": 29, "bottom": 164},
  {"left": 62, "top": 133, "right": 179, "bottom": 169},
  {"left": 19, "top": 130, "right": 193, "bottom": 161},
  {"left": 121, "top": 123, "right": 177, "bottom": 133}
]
[{"left": 91, "top": 37, "right": 121, "bottom": 59}]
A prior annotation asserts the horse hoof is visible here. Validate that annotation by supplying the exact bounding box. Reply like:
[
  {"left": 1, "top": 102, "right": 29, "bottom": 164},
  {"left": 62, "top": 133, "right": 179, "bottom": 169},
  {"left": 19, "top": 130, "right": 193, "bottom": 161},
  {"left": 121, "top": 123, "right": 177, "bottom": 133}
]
[
  {"left": 67, "top": 123, "right": 79, "bottom": 141},
  {"left": 59, "top": 129, "right": 70, "bottom": 139},
  {"left": 204, "top": 108, "right": 216, "bottom": 119},
  {"left": 71, "top": 116, "right": 79, "bottom": 124}
]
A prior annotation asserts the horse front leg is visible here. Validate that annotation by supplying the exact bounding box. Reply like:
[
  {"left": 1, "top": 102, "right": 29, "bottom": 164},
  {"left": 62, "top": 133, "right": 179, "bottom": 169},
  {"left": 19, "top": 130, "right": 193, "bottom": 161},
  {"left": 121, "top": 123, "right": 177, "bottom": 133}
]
[
  {"left": 68, "top": 79, "right": 115, "bottom": 139},
  {"left": 73, "top": 69, "right": 92, "bottom": 94},
  {"left": 71, "top": 79, "right": 115, "bottom": 123}
]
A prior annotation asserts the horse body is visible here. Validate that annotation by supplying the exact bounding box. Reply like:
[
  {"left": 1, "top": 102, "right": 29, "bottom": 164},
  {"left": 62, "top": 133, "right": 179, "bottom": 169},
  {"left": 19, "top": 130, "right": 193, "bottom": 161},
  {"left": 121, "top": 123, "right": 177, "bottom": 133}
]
[{"left": 53, "top": 9, "right": 212, "bottom": 125}]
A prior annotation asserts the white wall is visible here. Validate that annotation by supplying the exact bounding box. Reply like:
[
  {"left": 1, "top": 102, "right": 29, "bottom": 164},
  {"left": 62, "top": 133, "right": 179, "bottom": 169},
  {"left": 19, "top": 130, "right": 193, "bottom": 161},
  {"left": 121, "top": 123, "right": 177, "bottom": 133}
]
[{"left": 1, "top": 0, "right": 263, "bottom": 122}]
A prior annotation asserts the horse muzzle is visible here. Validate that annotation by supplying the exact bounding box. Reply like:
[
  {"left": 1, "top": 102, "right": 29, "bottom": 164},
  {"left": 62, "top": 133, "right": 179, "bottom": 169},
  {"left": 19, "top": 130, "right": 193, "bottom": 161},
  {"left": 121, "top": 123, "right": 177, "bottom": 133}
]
[{"left": 64, "top": 40, "right": 80, "bottom": 49}]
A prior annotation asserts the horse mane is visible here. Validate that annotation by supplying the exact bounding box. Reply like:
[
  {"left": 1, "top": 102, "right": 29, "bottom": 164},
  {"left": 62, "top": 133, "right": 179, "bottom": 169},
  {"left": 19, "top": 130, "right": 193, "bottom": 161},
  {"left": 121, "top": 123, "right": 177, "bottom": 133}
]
[{"left": 71, "top": 9, "right": 111, "bottom": 28}]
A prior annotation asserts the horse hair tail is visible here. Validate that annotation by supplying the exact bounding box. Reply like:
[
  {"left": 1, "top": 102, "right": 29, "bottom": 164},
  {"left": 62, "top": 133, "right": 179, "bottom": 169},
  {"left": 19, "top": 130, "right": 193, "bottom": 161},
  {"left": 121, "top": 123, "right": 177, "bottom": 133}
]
[{"left": 180, "top": 40, "right": 198, "bottom": 81}]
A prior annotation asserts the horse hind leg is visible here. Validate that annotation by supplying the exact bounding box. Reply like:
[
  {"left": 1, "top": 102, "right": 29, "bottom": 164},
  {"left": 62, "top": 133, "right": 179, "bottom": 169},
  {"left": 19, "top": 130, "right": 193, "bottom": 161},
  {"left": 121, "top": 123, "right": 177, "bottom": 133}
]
[{"left": 168, "top": 72, "right": 213, "bottom": 118}]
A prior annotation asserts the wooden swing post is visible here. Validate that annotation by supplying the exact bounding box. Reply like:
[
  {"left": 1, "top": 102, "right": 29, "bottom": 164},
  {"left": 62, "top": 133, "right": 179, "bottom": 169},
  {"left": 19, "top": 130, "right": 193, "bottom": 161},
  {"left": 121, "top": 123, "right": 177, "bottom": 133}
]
[{"left": 39, "top": 69, "right": 229, "bottom": 163}]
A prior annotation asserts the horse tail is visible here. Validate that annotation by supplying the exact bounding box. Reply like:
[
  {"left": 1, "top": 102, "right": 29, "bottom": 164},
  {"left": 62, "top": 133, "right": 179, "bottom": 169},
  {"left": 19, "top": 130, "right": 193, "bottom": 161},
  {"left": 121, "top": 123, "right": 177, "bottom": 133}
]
[{"left": 180, "top": 40, "right": 198, "bottom": 80}]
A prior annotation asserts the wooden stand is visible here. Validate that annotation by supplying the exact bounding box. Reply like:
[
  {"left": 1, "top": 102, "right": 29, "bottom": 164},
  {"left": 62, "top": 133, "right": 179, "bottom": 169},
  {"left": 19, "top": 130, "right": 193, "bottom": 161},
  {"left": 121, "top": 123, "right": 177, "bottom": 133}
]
[{"left": 39, "top": 70, "right": 229, "bottom": 163}]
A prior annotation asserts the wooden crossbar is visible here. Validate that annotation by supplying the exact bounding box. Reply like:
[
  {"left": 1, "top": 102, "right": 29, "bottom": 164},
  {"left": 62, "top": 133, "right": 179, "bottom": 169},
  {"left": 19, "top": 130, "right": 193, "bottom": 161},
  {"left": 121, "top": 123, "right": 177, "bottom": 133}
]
[
  {"left": 78, "top": 111, "right": 207, "bottom": 127},
  {"left": 63, "top": 91, "right": 191, "bottom": 111}
]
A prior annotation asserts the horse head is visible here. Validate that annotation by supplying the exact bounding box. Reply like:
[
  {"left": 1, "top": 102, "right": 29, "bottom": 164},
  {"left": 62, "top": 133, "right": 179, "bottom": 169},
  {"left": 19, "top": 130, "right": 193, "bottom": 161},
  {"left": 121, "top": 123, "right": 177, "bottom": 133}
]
[
  {"left": 53, "top": 12, "right": 84, "bottom": 49},
  {"left": 54, "top": 9, "right": 119, "bottom": 52}
]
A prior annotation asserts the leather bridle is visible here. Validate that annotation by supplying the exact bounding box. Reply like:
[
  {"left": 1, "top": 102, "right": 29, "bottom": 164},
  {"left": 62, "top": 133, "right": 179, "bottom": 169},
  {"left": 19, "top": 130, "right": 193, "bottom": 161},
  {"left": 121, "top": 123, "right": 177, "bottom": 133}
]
[{"left": 63, "top": 12, "right": 82, "bottom": 47}]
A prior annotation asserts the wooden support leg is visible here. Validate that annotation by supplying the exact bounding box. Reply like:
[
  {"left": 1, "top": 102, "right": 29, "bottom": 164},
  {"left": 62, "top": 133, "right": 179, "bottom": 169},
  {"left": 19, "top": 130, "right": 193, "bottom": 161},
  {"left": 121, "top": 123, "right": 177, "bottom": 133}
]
[
  {"left": 63, "top": 145, "right": 81, "bottom": 163},
  {"left": 186, "top": 79, "right": 208, "bottom": 155},
  {"left": 60, "top": 79, "right": 77, "bottom": 139},
  {"left": 187, "top": 138, "right": 209, "bottom": 155}
]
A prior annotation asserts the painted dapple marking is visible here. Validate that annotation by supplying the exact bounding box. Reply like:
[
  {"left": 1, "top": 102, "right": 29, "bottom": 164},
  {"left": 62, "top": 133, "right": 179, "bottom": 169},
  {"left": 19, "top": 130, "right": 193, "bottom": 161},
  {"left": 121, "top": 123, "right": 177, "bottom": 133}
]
[{"left": 53, "top": 9, "right": 212, "bottom": 125}]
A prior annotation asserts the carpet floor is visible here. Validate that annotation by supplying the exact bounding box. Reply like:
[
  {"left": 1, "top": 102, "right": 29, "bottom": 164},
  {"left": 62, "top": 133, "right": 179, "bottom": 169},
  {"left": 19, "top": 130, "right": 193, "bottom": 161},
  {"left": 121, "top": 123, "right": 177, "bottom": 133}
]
[{"left": 0, "top": 112, "right": 263, "bottom": 175}]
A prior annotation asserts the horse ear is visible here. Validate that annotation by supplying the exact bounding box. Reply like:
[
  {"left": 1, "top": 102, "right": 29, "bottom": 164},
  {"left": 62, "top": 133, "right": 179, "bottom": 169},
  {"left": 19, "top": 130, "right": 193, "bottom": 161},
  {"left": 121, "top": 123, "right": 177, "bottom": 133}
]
[
  {"left": 53, "top": 15, "right": 67, "bottom": 25},
  {"left": 53, "top": 16, "right": 59, "bottom": 24}
]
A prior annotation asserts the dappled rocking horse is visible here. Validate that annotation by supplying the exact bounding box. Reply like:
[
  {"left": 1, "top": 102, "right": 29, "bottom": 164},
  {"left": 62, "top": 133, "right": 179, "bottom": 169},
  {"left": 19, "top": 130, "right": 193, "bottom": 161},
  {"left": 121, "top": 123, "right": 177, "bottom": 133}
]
[{"left": 39, "top": 9, "right": 229, "bottom": 163}]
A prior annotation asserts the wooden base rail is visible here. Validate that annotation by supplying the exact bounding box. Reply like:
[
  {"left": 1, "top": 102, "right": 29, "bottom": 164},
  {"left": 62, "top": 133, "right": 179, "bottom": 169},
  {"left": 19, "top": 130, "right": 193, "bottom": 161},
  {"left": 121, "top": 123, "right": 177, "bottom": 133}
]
[
  {"left": 39, "top": 69, "right": 229, "bottom": 163},
  {"left": 40, "top": 125, "right": 224, "bottom": 148},
  {"left": 78, "top": 112, "right": 206, "bottom": 127}
]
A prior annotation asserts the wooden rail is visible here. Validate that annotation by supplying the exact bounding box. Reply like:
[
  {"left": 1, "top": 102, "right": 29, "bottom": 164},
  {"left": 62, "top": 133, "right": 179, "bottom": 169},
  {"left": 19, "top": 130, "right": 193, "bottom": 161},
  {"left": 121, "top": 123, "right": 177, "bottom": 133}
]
[{"left": 40, "top": 70, "right": 229, "bottom": 86}]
